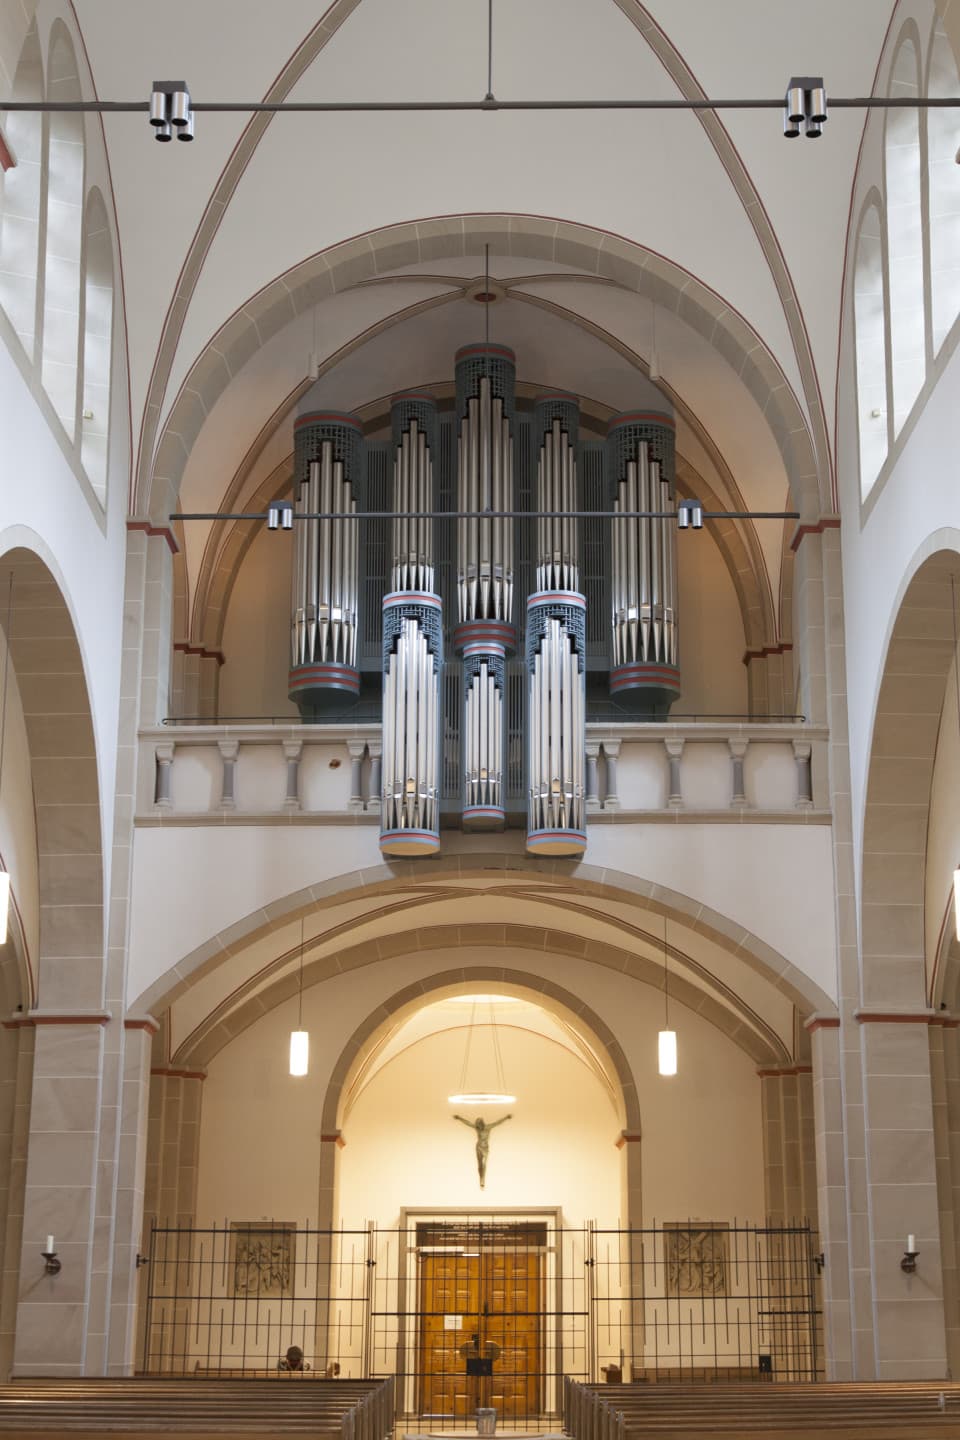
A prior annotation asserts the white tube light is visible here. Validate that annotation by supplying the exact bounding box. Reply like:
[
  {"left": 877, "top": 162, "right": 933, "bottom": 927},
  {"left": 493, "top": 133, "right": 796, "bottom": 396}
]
[
  {"left": 447, "top": 1092, "right": 516, "bottom": 1105},
  {"left": 954, "top": 867, "right": 960, "bottom": 941},
  {"left": 658, "top": 1028, "right": 677, "bottom": 1077},
  {"left": 289, "top": 1029, "right": 309, "bottom": 1077},
  {"left": 0, "top": 872, "right": 9, "bottom": 944}
]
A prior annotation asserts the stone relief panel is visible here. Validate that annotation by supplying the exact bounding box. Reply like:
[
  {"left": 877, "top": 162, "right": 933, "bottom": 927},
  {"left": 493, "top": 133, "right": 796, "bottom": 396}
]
[
  {"left": 663, "top": 1222, "right": 729, "bottom": 1298},
  {"left": 230, "top": 1222, "right": 295, "bottom": 1297}
]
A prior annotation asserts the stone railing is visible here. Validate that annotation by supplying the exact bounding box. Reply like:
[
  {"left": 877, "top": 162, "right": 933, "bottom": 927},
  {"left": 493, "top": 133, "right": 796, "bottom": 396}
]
[{"left": 136, "top": 720, "right": 828, "bottom": 824}]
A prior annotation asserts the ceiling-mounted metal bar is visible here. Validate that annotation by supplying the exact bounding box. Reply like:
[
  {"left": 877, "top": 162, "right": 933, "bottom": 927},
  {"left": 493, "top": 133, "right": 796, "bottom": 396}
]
[
  {"left": 2, "top": 96, "right": 958, "bottom": 114},
  {"left": 171, "top": 508, "right": 800, "bottom": 521}
]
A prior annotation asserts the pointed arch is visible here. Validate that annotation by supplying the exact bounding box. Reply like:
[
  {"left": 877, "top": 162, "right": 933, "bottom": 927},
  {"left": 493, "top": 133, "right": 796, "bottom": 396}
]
[
  {"left": 80, "top": 188, "right": 114, "bottom": 503},
  {"left": 0, "top": 20, "right": 43, "bottom": 359},
  {"left": 884, "top": 31, "right": 925, "bottom": 435},
  {"left": 853, "top": 196, "right": 890, "bottom": 496},
  {"left": 927, "top": 20, "right": 960, "bottom": 353},
  {"left": 40, "top": 21, "right": 85, "bottom": 438}
]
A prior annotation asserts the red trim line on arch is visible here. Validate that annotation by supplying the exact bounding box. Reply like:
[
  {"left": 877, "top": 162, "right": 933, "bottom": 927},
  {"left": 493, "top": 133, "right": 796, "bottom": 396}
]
[
  {"left": 790, "top": 517, "right": 840, "bottom": 553},
  {"left": 174, "top": 641, "right": 225, "bottom": 667},
  {"left": 127, "top": 520, "right": 179, "bottom": 555},
  {"left": 742, "top": 642, "right": 793, "bottom": 666}
]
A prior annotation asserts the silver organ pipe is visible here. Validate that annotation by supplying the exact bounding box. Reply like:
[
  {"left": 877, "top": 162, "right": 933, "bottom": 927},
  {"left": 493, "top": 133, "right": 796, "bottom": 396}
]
[
  {"left": 288, "top": 411, "right": 363, "bottom": 717},
  {"left": 380, "top": 395, "right": 443, "bottom": 857},
  {"left": 526, "top": 396, "right": 586, "bottom": 857},
  {"left": 606, "top": 412, "right": 680, "bottom": 716},
  {"left": 453, "top": 344, "right": 516, "bottom": 830}
]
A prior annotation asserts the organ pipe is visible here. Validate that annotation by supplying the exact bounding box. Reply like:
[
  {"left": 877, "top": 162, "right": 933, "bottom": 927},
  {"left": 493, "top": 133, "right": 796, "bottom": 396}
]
[
  {"left": 453, "top": 345, "right": 516, "bottom": 830},
  {"left": 288, "top": 412, "right": 363, "bottom": 718},
  {"left": 380, "top": 396, "right": 443, "bottom": 856},
  {"left": 606, "top": 413, "right": 680, "bottom": 715},
  {"left": 526, "top": 397, "right": 586, "bottom": 857}
]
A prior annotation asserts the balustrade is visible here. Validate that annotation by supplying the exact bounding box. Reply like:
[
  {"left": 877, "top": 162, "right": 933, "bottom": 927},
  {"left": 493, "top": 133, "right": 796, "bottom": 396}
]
[{"left": 139, "top": 721, "right": 829, "bottom": 822}]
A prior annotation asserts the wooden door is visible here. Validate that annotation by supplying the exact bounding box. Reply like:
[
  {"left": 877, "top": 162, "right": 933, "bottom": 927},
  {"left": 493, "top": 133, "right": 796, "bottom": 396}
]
[{"left": 417, "top": 1232, "right": 541, "bottom": 1421}]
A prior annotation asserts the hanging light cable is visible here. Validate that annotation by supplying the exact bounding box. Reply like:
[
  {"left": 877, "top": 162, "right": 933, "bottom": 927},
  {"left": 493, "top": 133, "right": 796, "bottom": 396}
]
[
  {"left": 289, "top": 916, "right": 309, "bottom": 1077},
  {"left": 448, "top": 997, "right": 516, "bottom": 1105},
  {"left": 952, "top": 576, "right": 960, "bottom": 942},
  {"left": 658, "top": 916, "right": 677, "bottom": 1076},
  {"left": 0, "top": 573, "right": 13, "bottom": 944}
]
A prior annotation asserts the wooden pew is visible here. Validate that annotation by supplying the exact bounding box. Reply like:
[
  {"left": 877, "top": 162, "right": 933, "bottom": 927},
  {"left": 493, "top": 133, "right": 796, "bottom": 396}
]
[
  {"left": 564, "top": 1375, "right": 960, "bottom": 1440},
  {"left": 0, "top": 1375, "right": 395, "bottom": 1440}
]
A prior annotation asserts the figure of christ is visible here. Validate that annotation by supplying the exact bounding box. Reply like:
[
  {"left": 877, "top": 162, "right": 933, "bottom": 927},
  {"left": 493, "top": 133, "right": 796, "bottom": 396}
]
[{"left": 453, "top": 1113, "right": 512, "bottom": 1188}]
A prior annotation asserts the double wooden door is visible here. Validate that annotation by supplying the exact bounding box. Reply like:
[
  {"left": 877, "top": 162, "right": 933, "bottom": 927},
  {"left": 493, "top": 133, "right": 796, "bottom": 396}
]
[{"left": 418, "top": 1227, "right": 542, "bottom": 1421}]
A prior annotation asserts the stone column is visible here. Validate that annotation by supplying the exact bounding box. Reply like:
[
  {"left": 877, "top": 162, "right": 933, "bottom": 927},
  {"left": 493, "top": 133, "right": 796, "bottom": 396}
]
[
  {"left": 930, "top": 1022, "right": 960, "bottom": 1376},
  {"left": 602, "top": 740, "right": 621, "bottom": 809},
  {"left": 585, "top": 743, "right": 601, "bottom": 813},
  {"left": 283, "top": 740, "right": 302, "bottom": 812},
  {"left": 0, "top": 1021, "right": 32, "bottom": 1379},
  {"left": 154, "top": 744, "right": 174, "bottom": 808},
  {"left": 664, "top": 738, "right": 684, "bottom": 808},
  {"left": 347, "top": 741, "right": 366, "bottom": 813},
  {"left": 728, "top": 737, "right": 748, "bottom": 809},
  {"left": 760, "top": 1067, "right": 817, "bottom": 1225},
  {"left": 808, "top": 1016, "right": 850, "bottom": 1378},
  {"left": 218, "top": 740, "right": 238, "bottom": 810},
  {"left": 793, "top": 740, "right": 814, "bottom": 809},
  {"left": 616, "top": 1131, "right": 643, "bottom": 1378},
  {"left": 367, "top": 742, "right": 382, "bottom": 814}
]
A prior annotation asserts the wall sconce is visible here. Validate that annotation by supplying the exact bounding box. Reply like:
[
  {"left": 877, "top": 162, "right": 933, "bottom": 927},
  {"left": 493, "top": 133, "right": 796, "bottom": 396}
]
[
  {"left": 901, "top": 1233, "right": 918, "bottom": 1273},
  {"left": 41, "top": 1235, "right": 61, "bottom": 1275}
]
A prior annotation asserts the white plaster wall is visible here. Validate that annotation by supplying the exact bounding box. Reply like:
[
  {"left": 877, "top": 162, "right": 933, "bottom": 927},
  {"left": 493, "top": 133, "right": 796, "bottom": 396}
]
[
  {"left": 195, "top": 950, "right": 763, "bottom": 1228},
  {"left": 128, "top": 823, "right": 837, "bottom": 1011},
  {"left": 0, "top": 334, "right": 128, "bottom": 923}
]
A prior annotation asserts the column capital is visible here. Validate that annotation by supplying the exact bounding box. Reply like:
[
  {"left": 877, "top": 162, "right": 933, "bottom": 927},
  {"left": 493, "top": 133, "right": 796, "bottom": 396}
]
[
  {"left": 664, "top": 737, "right": 685, "bottom": 759},
  {"left": 346, "top": 739, "right": 367, "bottom": 760},
  {"left": 727, "top": 737, "right": 749, "bottom": 759},
  {"left": 282, "top": 739, "right": 303, "bottom": 762},
  {"left": 217, "top": 739, "right": 239, "bottom": 761},
  {"left": 601, "top": 738, "right": 621, "bottom": 759}
]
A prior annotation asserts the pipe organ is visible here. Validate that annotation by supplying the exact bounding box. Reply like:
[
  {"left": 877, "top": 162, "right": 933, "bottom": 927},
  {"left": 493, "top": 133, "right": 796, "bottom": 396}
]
[
  {"left": 288, "top": 412, "right": 363, "bottom": 716},
  {"left": 526, "top": 396, "right": 586, "bottom": 856},
  {"left": 380, "top": 395, "right": 443, "bottom": 856},
  {"left": 286, "top": 353, "right": 681, "bottom": 855},
  {"left": 453, "top": 345, "right": 516, "bottom": 830},
  {"left": 606, "top": 413, "right": 680, "bottom": 713}
]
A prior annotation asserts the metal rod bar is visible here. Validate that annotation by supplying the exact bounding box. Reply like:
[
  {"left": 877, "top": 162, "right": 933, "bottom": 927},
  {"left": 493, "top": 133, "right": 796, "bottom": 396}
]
[
  {"left": 4, "top": 95, "right": 960, "bottom": 113},
  {"left": 172, "top": 508, "right": 801, "bottom": 520}
]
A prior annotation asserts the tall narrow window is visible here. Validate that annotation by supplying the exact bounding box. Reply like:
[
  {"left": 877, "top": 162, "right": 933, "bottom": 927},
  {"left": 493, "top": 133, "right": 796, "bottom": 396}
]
[
  {"left": 40, "top": 27, "right": 84, "bottom": 439},
  {"left": 80, "top": 191, "right": 113, "bottom": 504},
  {"left": 884, "top": 39, "right": 924, "bottom": 433},
  {"left": 928, "top": 24, "right": 960, "bottom": 353},
  {"left": 854, "top": 204, "right": 889, "bottom": 496},
  {"left": 0, "top": 22, "right": 43, "bottom": 357}
]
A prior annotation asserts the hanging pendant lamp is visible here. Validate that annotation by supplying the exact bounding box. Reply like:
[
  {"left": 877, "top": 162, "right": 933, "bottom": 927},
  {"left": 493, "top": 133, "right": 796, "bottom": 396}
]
[
  {"left": 289, "top": 917, "right": 309, "bottom": 1077},
  {"left": 658, "top": 917, "right": 677, "bottom": 1076},
  {"left": 447, "top": 998, "right": 516, "bottom": 1105}
]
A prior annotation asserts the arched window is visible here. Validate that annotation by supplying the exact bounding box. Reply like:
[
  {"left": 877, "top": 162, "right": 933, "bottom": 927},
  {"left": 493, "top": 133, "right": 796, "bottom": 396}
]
[
  {"left": 80, "top": 190, "right": 113, "bottom": 503},
  {"left": 928, "top": 23, "right": 960, "bottom": 353},
  {"left": 884, "top": 38, "right": 925, "bottom": 434},
  {"left": 40, "top": 26, "right": 84, "bottom": 439},
  {"left": 854, "top": 203, "right": 889, "bottom": 496},
  {"left": 0, "top": 22, "right": 43, "bottom": 357}
]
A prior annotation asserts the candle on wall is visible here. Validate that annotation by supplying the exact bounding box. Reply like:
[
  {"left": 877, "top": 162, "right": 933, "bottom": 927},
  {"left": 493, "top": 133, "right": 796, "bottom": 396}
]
[
  {"left": 45, "top": 1235, "right": 54, "bottom": 1254},
  {"left": 907, "top": 1234, "right": 916, "bottom": 1253}
]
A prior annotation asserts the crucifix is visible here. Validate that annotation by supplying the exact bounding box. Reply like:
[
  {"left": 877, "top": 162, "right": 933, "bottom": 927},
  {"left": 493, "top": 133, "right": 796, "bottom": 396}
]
[{"left": 453, "top": 1113, "right": 512, "bottom": 1188}]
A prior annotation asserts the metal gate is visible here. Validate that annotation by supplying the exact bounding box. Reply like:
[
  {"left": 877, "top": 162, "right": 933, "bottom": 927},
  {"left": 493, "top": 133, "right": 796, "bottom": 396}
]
[{"left": 140, "top": 1218, "right": 822, "bottom": 1422}]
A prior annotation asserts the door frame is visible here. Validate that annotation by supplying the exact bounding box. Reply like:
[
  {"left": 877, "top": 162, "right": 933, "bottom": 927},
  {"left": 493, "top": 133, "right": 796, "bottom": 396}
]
[{"left": 398, "top": 1206, "right": 564, "bottom": 1419}]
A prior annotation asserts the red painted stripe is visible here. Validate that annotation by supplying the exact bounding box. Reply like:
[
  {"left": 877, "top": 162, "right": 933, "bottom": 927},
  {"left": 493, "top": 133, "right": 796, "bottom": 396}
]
[
  {"left": 0, "top": 127, "right": 15, "bottom": 172},
  {"left": 527, "top": 590, "right": 586, "bottom": 609},
  {"left": 294, "top": 410, "right": 363, "bottom": 432},
  {"left": 534, "top": 391, "right": 579, "bottom": 406},
  {"left": 127, "top": 520, "right": 179, "bottom": 555},
  {"left": 742, "top": 642, "right": 793, "bottom": 665},
  {"left": 790, "top": 517, "right": 840, "bottom": 552},
  {"left": 455, "top": 343, "right": 516, "bottom": 363},
  {"left": 383, "top": 591, "right": 442, "bottom": 608},
  {"left": 125, "top": 1017, "right": 160, "bottom": 1034},
  {"left": 391, "top": 391, "right": 436, "bottom": 405},
  {"left": 174, "top": 641, "right": 225, "bottom": 667},
  {"left": 151, "top": 1066, "right": 206, "bottom": 1081}
]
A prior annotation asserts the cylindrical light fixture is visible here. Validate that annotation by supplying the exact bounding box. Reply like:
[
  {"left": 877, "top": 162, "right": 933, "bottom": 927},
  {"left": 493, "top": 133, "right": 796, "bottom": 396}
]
[
  {"left": 0, "top": 871, "right": 9, "bottom": 945},
  {"left": 289, "top": 1028, "right": 309, "bottom": 1078},
  {"left": 658, "top": 1027, "right": 677, "bottom": 1078},
  {"left": 954, "top": 867, "right": 960, "bottom": 942},
  {"left": 658, "top": 916, "right": 677, "bottom": 1076},
  {"left": 289, "top": 918, "right": 309, "bottom": 1077}
]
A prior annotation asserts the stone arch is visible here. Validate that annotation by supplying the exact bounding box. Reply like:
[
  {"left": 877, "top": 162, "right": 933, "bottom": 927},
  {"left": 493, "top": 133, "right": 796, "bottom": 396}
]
[
  {"left": 860, "top": 541, "right": 960, "bottom": 1009},
  {"left": 133, "top": 852, "right": 835, "bottom": 1029},
  {"left": 0, "top": 542, "right": 103, "bottom": 1376},
  {"left": 171, "top": 924, "right": 790, "bottom": 1073},
  {"left": 147, "top": 217, "right": 821, "bottom": 530}
]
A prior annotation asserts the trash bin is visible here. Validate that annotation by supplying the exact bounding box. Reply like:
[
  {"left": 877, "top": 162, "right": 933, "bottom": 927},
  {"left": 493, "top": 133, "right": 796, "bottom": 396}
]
[{"left": 476, "top": 1408, "right": 497, "bottom": 1436}]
